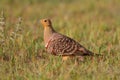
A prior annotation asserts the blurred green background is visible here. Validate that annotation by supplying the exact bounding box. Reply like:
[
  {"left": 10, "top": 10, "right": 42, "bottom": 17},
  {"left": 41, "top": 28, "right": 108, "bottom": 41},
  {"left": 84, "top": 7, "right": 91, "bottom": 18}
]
[{"left": 0, "top": 0, "right": 120, "bottom": 80}]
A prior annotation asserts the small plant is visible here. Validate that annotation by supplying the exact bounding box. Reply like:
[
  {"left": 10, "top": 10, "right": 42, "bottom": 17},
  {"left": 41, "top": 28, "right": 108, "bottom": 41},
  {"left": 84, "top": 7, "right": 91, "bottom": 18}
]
[
  {"left": 0, "top": 10, "right": 6, "bottom": 54},
  {"left": 10, "top": 17, "right": 23, "bottom": 40},
  {"left": 0, "top": 10, "right": 24, "bottom": 61}
]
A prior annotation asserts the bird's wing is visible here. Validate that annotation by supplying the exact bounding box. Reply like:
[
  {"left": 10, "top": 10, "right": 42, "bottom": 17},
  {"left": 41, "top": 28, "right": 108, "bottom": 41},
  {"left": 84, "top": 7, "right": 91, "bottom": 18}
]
[{"left": 46, "top": 33, "right": 93, "bottom": 56}]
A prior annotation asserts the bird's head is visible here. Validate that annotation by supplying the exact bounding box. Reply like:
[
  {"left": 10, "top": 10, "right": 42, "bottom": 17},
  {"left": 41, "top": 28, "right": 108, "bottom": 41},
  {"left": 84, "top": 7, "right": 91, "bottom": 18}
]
[{"left": 40, "top": 18, "right": 52, "bottom": 28}]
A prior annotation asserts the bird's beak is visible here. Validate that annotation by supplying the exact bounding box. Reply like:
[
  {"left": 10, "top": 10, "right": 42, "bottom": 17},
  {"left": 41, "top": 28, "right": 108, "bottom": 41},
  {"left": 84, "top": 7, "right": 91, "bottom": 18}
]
[
  {"left": 40, "top": 19, "right": 42, "bottom": 24},
  {"left": 40, "top": 19, "right": 44, "bottom": 26}
]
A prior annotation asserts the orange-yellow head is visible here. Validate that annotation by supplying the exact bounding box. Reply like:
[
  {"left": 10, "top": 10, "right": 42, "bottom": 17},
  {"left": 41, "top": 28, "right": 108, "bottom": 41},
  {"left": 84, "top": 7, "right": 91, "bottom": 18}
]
[{"left": 40, "top": 18, "right": 52, "bottom": 27}]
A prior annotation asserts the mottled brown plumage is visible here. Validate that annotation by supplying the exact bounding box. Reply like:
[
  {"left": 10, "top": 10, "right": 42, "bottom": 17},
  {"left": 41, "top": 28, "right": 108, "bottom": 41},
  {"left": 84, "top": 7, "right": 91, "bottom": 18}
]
[{"left": 40, "top": 18, "right": 94, "bottom": 60}]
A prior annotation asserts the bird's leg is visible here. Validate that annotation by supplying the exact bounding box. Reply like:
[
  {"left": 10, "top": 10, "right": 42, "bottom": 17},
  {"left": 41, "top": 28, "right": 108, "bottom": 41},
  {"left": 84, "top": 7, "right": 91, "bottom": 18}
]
[
  {"left": 74, "top": 56, "right": 84, "bottom": 65},
  {"left": 77, "top": 56, "right": 84, "bottom": 62},
  {"left": 62, "top": 56, "right": 69, "bottom": 61},
  {"left": 78, "top": 56, "right": 84, "bottom": 61}
]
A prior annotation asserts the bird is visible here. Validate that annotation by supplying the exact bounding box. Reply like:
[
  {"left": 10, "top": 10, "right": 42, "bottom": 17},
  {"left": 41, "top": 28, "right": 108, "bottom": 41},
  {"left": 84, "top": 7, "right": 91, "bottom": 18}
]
[{"left": 40, "top": 18, "right": 94, "bottom": 61}]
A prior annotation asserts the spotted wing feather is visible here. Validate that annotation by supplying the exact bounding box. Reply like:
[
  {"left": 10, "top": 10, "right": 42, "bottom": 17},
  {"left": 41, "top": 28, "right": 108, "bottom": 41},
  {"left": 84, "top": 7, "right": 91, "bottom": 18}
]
[{"left": 46, "top": 33, "right": 93, "bottom": 56}]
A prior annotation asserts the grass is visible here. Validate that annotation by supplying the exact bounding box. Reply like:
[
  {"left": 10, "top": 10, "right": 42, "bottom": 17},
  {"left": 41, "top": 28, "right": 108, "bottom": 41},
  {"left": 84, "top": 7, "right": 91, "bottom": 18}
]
[{"left": 0, "top": 0, "right": 120, "bottom": 80}]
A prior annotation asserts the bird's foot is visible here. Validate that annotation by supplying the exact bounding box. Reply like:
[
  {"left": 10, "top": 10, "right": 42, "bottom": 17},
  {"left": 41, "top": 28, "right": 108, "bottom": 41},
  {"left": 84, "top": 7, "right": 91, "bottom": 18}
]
[{"left": 62, "top": 56, "right": 69, "bottom": 61}]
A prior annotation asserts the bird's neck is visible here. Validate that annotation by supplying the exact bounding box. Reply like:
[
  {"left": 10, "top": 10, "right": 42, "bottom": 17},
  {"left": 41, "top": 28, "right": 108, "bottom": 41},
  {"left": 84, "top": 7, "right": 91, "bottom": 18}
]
[{"left": 44, "top": 26, "right": 55, "bottom": 44}]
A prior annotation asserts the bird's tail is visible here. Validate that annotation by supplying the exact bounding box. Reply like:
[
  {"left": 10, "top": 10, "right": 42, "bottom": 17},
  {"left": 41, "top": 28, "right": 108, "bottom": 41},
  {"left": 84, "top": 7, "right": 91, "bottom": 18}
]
[
  {"left": 83, "top": 49, "right": 94, "bottom": 56},
  {"left": 79, "top": 48, "right": 102, "bottom": 56}
]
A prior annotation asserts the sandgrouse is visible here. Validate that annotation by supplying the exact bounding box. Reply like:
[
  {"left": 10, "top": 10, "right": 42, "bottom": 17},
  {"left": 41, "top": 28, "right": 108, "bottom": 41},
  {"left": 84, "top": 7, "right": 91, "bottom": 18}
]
[{"left": 40, "top": 18, "right": 94, "bottom": 60}]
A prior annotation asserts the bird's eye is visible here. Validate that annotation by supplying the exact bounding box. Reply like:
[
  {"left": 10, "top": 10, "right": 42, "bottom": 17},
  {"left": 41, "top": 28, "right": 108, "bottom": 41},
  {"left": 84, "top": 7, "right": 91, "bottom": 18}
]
[{"left": 44, "top": 20, "right": 47, "bottom": 22}]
